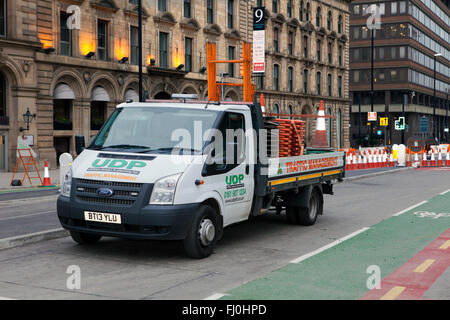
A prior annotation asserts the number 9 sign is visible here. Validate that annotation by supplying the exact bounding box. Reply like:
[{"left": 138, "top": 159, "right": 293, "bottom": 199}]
[{"left": 253, "top": 7, "right": 266, "bottom": 30}]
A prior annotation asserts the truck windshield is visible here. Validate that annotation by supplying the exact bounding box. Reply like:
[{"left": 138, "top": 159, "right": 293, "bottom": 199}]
[{"left": 88, "top": 107, "right": 220, "bottom": 153}]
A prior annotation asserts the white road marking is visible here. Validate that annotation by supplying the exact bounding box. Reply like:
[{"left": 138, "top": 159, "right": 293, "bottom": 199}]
[
  {"left": 440, "top": 189, "right": 450, "bottom": 195},
  {"left": 289, "top": 227, "right": 370, "bottom": 264},
  {"left": 0, "top": 296, "right": 15, "bottom": 300},
  {"left": 0, "top": 211, "right": 55, "bottom": 221},
  {"left": 204, "top": 293, "right": 227, "bottom": 300},
  {"left": 392, "top": 200, "right": 428, "bottom": 216}
]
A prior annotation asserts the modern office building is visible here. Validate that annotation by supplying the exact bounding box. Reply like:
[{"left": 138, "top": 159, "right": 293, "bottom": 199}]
[{"left": 349, "top": 0, "right": 450, "bottom": 147}]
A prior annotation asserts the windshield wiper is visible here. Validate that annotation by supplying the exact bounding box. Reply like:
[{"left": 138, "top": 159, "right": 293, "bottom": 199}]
[
  {"left": 94, "top": 144, "right": 152, "bottom": 150},
  {"left": 155, "top": 147, "right": 201, "bottom": 153}
]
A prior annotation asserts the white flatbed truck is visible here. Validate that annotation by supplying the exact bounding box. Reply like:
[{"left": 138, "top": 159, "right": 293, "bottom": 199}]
[{"left": 57, "top": 99, "right": 345, "bottom": 258}]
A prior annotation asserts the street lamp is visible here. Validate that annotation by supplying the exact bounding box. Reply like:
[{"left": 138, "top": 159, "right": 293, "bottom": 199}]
[
  {"left": 433, "top": 52, "right": 442, "bottom": 141},
  {"left": 19, "top": 108, "right": 36, "bottom": 132}
]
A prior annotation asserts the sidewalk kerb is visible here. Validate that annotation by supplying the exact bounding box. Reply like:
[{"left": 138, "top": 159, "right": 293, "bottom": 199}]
[
  {"left": 342, "top": 167, "right": 413, "bottom": 182},
  {"left": 0, "top": 228, "right": 69, "bottom": 251}
]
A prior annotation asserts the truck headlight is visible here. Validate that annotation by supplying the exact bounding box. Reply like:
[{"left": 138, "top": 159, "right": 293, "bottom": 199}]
[
  {"left": 149, "top": 173, "right": 182, "bottom": 205},
  {"left": 60, "top": 167, "right": 72, "bottom": 197}
]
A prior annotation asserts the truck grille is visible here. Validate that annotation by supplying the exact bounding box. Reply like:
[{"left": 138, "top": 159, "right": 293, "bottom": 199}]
[{"left": 74, "top": 178, "right": 143, "bottom": 207}]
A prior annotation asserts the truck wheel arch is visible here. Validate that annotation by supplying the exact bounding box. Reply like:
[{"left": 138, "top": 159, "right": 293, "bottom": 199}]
[
  {"left": 200, "top": 198, "right": 224, "bottom": 240},
  {"left": 285, "top": 184, "right": 324, "bottom": 215}
]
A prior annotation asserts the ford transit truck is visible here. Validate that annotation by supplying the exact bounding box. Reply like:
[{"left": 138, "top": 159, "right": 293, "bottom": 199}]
[{"left": 57, "top": 98, "right": 345, "bottom": 258}]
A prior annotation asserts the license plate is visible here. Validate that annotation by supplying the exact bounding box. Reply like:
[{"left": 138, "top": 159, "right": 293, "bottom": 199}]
[{"left": 84, "top": 211, "right": 121, "bottom": 224}]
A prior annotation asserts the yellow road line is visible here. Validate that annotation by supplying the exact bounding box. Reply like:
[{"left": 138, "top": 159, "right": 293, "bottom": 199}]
[
  {"left": 439, "top": 240, "right": 450, "bottom": 250},
  {"left": 380, "top": 286, "right": 406, "bottom": 300},
  {"left": 413, "top": 259, "right": 435, "bottom": 273}
]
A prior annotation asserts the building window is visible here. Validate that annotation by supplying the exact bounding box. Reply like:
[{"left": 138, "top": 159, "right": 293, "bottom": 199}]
[
  {"left": 338, "top": 15, "right": 342, "bottom": 33},
  {"left": 60, "top": 12, "right": 72, "bottom": 56},
  {"left": 399, "top": 1, "right": 406, "bottom": 14},
  {"left": 0, "top": 0, "right": 5, "bottom": 37},
  {"left": 327, "top": 10, "right": 332, "bottom": 30},
  {"left": 337, "top": 109, "right": 341, "bottom": 148},
  {"left": 228, "top": 0, "right": 234, "bottom": 29},
  {"left": 272, "top": 0, "right": 278, "bottom": 13},
  {"left": 288, "top": 105, "right": 293, "bottom": 119},
  {"left": 303, "top": 69, "right": 308, "bottom": 93},
  {"left": 288, "top": 32, "right": 293, "bottom": 55},
  {"left": 353, "top": 5, "right": 360, "bottom": 15},
  {"left": 316, "top": 71, "right": 321, "bottom": 95},
  {"left": 273, "top": 64, "right": 279, "bottom": 91},
  {"left": 257, "top": 76, "right": 264, "bottom": 90},
  {"left": 274, "top": 28, "right": 279, "bottom": 52},
  {"left": 303, "top": 36, "right": 308, "bottom": 58},
  {"left": 273, "top": 103, "right": 279, "bottom": 115},
  {"left": 338, "top": 75, "right": 342, "bottom": 97},
  {"left": 316, "top": 6, "right": 321, "bottom": 27},
  {"left": 306, "top": 3, "right": 310, "bottom": 21},
  {"left": 287, "top": 0, "right": 292, "bottom": 18},
  {"left": 185, "top": 37, "right": 192, "bottom": 72},
  {"left": 317, "top": 40, "right": 321, "bottom": 61},
  {"left": 53, "top": 99, "right": 72, "bottom": 130},
  {"left": 90, "top": 101, "right": 106, "bottom": 131},
  {"left": 391, "top": 2, "right": 397, "bottom": 14},
  {"left": 338, "top": 45, "right": 342, "bottom": 66},
  {"left": 158, "top": 0, "right": 167, "bottom": 12},
  {"left": 184, "top": 0, "right": 191, "bottom": 18},
  {"left": 288, "top": 67, "right": 293, "bottom": 92},
  {"left": 328, "top": 42, "right": 332, "bottom": 64},
  {"left": 0, "top": 72, "right": 5, "bottom": 117},
  {"left": 228, "top": 46, "right": 235, "bottom": 77},
  {"left": 97, "top": 20, "right": 108, "bottom": 61},
  {"left": 299, "top": 1, "right": 304, "bottom": 21},
  {"left": 130, "top": 26, "right": 139, "bottom": 65},
  {"left": 327, "top": 74, "right": 332, "bottom": 96},
  {"left": 207, "top": 0, "right": 214, "bottom": 24},
  {"left": 159, "top": 32, "right": 168, "bottom": 68}
]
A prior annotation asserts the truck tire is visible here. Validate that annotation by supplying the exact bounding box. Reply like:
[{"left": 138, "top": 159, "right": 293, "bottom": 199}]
[
  {"left": 70, "top": 231, "right": 102, "bottom": 244},
  {"left": 183, "top": 205, "right": 219, "bottom": 259},
  {"left": 286, "top": 188, "right": 321, "bottom": 226}
]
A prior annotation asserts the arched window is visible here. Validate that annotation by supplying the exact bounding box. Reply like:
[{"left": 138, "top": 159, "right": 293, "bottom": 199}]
[
  {"left": 327, "top": 74, "right": 332, "bottom": 96},
  {"left": 316, "top": 6, "right": 321, "bottom": 27},
  {"left": 0, "top": 72, "right": 5, "bottom": 117},
  {"left": 299, "top": 1, "right": 304, "bottom": 21},
  {"left": 338, "top": 15, "right": 342, "bottom": 33},
  {"left": 327, "top": 11, "right": 332, "bottom": 30},
  {"left": 303, "top": 69, "right": 308, "bottom": 93},
  {"left": 273, "top": 103, "right": 279, "bottom": 117},
  {"left": 288, "top": 105, "right": 293, "bottom": 119},
  {"left": 306, "top": 3, "right": 310, "bottom": 21},
  {"left": 273, "top": 64, "right": 279, "bottom": 91},
  {"left": 337, "top": 109, "right": 342, "bottom": 148}
]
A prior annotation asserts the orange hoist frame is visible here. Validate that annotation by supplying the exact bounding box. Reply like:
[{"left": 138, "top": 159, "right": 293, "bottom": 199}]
[
  {"left": 10, "top": 148, "right": 43, "bottom": 186},
  {"left": 206, "top": 42, "right": 255, "bottom": 102}
]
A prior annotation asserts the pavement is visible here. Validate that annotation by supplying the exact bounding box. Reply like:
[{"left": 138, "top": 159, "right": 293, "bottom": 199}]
[
  {"left": 0, "top": 168, "right": 448, "bottom": 299},
  {"left": 0, "top": 169, "right": 60, "bottom": 192}
]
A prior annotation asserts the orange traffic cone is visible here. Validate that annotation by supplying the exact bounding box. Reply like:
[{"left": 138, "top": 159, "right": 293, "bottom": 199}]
[
  {"left": 41, "top": 161, "right": 53, "bottom": 187},
  {"left": 430, "top": 153, "right": 436, "bottom": 166},
  {"left": 311, "top": 100, "right": 328, "bottom": 148},
  {"left": 389, "top": 152, "right": 395, "bottom": 167},
  {"left": 346, "top": 154, "right": 351, "bottom": 171},
  {"left": 422, "top": 153, "right": 428, "bottom": 167},
  {"left": 260, "top": 93, "right": 265, "bottom": 113},
  {"left": 446, "top": 152, "right": 450, "bottom": 167},
  {"left": 437, "top": 152, "right": 443, "bottom": 166}
]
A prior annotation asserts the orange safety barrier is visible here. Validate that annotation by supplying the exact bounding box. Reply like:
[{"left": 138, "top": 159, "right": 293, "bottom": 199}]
[{"left": 10, "top": 148, "right": 43, "bottom": 186}]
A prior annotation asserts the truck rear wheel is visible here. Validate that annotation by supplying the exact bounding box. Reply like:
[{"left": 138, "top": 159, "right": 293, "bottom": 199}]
[
  {"left": 286, "top": 188, "right": 321, "bottom": 226},
  {"left": 70, "top": 231, "right": 102, "bottom": 245},
  {"left": 183, "top": 205, "right": 219, "bottom": 259}
]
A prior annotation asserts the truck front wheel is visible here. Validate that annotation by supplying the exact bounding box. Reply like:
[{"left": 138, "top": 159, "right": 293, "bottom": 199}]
[
  {"left": 70, "top": 231, "right": 102, "bottom": 245},
  {"left": 183, "top": 205, "right": 219, "bottom": 259}
]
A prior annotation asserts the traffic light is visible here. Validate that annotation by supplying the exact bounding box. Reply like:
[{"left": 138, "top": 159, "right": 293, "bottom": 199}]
[{"left": 395, "top": 117, "right": 405, "bottom": 130}]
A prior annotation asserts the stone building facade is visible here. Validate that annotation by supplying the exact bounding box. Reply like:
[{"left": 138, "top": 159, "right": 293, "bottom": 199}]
[
  {"left": 0, "top": 0, "right": 350, "bottom": 172},
  {"left": 258, "top": 0, "right": 351, "bottom": 148}
]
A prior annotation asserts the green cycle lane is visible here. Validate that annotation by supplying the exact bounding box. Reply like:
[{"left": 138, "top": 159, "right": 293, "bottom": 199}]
[{"left": 222, "top": 190, "right": 450, "bottom": 300}]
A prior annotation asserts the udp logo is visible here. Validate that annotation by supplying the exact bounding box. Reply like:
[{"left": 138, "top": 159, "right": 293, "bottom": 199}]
[
  {"left": 92, "top": 158, "right": 146, "bottom": 170},
  {"left": 226, "top": 174, "right": 244, "bottom": 185}
]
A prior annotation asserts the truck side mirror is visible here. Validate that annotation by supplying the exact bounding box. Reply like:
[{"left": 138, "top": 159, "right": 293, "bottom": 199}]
[{"left": 75, "top": 135, "right": 85, "bottom": 155}]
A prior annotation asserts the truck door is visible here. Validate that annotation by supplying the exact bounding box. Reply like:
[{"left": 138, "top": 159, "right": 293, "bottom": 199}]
[{"left": 203, "top": 110, "right": 255, "bottom": 225}]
